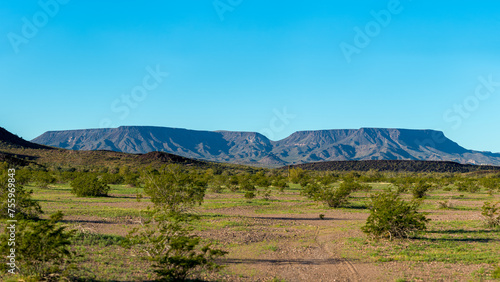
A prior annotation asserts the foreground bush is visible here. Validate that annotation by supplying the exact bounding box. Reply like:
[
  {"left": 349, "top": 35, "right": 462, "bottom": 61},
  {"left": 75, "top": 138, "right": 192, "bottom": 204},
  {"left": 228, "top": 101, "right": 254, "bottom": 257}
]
[
  {"left": 70, "top": 174, "right": 110, "bottom": 197},
  {"left": 132, "top": 165, "right": 227, "bottom": 280},
  {"left": 362, "top": 190, "right": 429, "bottom": 239},
  {"left": 128, "top": 210, "right": 227, "bottom": 281},
  {"left": 0, "top": 212, "right": 75, "bottom": 279}
]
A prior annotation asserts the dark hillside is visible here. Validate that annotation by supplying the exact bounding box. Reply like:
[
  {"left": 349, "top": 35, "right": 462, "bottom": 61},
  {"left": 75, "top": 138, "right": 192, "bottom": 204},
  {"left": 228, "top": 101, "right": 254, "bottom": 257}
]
[
  {"left": 0, "top": 127, "right": 52, "bottom": 150},
  {"left": 289, "top": 160, "right": 500, "bottom": 173}
]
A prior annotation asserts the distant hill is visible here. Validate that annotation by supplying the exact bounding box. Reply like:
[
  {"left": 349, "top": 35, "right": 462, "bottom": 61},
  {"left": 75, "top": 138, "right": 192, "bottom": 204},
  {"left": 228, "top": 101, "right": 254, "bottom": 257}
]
[
  {"left": 0, "top": 127, "right": 52, "bottom": 150},
  {"left": 0, "top": 127, "right": 236, "bottom": 170},
  {"left": 32, "top": 126, "right": 500, "bottom": 167},
  {"left": 289, "top": 160, "right": 500, "bottom": 173}
]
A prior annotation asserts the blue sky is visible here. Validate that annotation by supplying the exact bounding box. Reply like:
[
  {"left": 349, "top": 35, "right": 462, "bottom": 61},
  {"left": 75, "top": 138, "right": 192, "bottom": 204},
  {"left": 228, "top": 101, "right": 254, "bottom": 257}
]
[{"left": 1, "top": 0, "right": 500, "bottom": 152}]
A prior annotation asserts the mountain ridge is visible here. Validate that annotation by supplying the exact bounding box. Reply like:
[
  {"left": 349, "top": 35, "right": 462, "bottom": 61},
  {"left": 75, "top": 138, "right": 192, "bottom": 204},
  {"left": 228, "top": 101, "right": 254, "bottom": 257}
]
[{"left": 31, "top": 126, "right": 500, "bottom": 167}]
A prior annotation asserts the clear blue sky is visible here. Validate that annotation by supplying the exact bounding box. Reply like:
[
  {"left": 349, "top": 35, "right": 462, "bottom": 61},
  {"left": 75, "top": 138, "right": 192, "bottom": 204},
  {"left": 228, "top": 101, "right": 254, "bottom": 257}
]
[{"left": 1, "top": 0, "right": 500, "bottom": 152}]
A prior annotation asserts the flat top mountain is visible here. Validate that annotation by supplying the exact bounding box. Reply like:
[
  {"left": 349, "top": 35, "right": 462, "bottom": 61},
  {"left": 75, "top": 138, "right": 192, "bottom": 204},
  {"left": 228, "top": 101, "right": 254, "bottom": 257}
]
[{"left": 31, "top": 126, "right": 500, "bottom": 167}]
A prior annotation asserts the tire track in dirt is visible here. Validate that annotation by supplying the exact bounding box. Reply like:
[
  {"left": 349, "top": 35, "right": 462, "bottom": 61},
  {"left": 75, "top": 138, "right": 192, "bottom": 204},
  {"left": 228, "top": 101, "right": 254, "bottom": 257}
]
[{"left": 313, "top": 226, "right": 361, "bottom": 282}]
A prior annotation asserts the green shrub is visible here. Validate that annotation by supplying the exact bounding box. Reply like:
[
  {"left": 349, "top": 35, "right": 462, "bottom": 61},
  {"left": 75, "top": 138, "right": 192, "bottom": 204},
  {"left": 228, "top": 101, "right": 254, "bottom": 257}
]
[
  {"left": 100, "top": 172, "right": 124, "bottom": 185},
  {"left": 0, "top": 212, "right": 75, "bottom": 279},
  {"left": 0, "top": 173, "right": 42, "bottom": 220},
  {"left": 456, "top": 179, "right": 480, "bottom": 193},
  {"left": 480, "top": 178, "right": 500, "bottom": 195},
  {"left": 492, "top": 266, "right": 500, "bottom": 279},
  {"left": 437, "top": 199, "right": 454, "bottom": 210},
  {"left": 70, "top": 174, "right": 110, "bottom": 197},
  {"left": 32, "top": 171, "right": 56, "bottom": 188},
  {"left": 142, "top": 165, "right": 207, "bottom": 213},
  {"left": 13, "top": 169, "right": 31, "bottom": 185},
  {"left": 127, "top": 210, "right": 227, "bottom": 281},
  {"left": 362, "top": 190, "right": 429, "bottom": 239},
  {"left": 226, "top": 175, "right": 240, "bottom": 192},
  {"left": 318, "top": 174, "right": 337, "bottom": 186},
  {"left": 289, "top": 168, "right": 306, "bottom": 184},
  {"left": 301, "top": 182, "right": 321, "bottom": 200},
  {"left": 321, "top": 184, "right": 353, "bottom": 208},
  {"left": 390, "top": 177, "right": 416, "bottom": 193},
  {"left": 260, "top": 187, "right": 272, "bottom": 200},
  {"left": 272, "top": 178, "right": 288, "bottom": 192},
  {"left": 124, "top": 173, "right": 141, "bottom": 187},
  {"left": 240, "top": 179, "right": 256, "bottom": 192},
  {"left": 301, "top": 179, "right": 366, "bottom": 208},
  {"left": 342, "top": 179, "right": 372, "bottom": 193},
  {"left": 481, "top": 202, "right": 500, "bottom": 228},
  {"left": 244, "top": 191, "right": 256, "bottom": 200},
  {"left": 411, "top": 180, "right": 432, "bottom": 199}
]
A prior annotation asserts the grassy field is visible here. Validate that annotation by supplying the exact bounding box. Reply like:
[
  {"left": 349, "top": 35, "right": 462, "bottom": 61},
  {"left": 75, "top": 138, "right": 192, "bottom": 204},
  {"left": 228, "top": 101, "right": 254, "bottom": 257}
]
[{"left": 4, "top": 180, "right": 498, "bottom": 281}]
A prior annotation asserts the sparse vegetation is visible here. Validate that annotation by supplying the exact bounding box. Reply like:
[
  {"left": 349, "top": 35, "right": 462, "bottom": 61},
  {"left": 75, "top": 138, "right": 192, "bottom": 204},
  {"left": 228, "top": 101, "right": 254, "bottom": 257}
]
[{"left": 1, "top": 153, "right": 500, "bottom": 280}]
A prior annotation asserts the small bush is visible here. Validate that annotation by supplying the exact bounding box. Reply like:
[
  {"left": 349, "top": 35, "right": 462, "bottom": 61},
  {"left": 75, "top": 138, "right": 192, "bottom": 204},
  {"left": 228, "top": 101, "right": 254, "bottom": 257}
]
[
  {"left": 437, "top": 199, "right": 454, "bottom": 210},
  {"left": 240, "top": 180, "right": 255, "bottom": 192},
  {"left": 244, "top": 191, "right": 256, "bottom": 200},
  {"left": 272, "top": 179, "right": 288, "bottom": 192},
  {"left": 301, "top": 182, "right": 321, "bottom": 200},
  {"left": 362, "top": 190, "right": 429, "bottom": 239},
  {"left": 480, "top": 178, "right": 500, "bottom": 195},
  {"left": 289, "top": 168, "right": 306, "bottom": 184},
  {"left": 321, "top": 184, "right": 352, "bottom": 208},
  {"left": 260, "top": 187, "right": 272, "bottom": 200},
  {"left": 411, "top": 180, "right": 431, "bottom": 199},
  {"left": 481, "top": 202, "right": 500, "bottom": 228},
  {"left": 456, "top": 179, "right": 480, "bottom": 193},
  {"left": 70, "top": 174, "right": 110, "bottom": 197}
]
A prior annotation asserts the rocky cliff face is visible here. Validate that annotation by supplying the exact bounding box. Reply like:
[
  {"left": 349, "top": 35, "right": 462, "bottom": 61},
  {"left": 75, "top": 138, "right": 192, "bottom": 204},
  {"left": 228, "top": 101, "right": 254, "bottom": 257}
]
[{"left": 32, "top": 126, "right": 500, "bottom": 167}]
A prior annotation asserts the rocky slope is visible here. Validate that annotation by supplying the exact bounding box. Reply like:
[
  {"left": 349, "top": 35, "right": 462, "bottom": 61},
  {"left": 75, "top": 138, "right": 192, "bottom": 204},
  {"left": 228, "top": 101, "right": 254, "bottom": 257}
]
[{"left": 32, "top": 126, "right": 500, "bottom": 167}]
